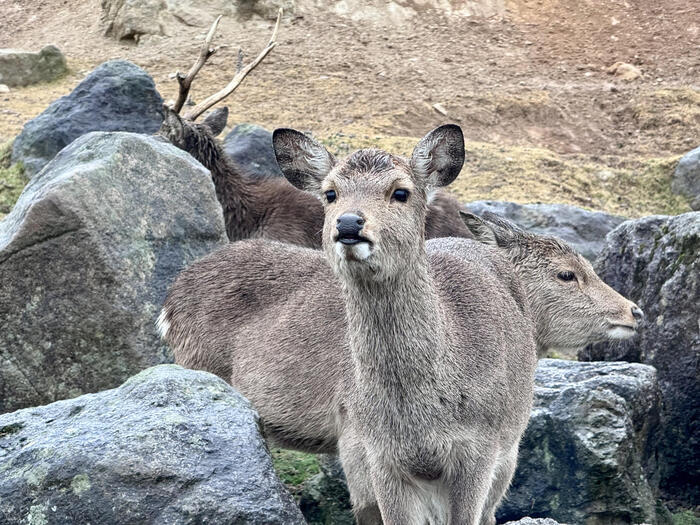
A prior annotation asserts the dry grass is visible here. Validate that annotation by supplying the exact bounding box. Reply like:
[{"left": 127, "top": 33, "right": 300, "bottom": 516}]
[{"left": 321, "top": 131, "right": 690, "bottom": 218}]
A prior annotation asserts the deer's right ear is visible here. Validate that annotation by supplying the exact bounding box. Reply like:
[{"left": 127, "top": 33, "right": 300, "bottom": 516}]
[
  {"left": 272, "top": 129, "right": 336, "bottom": 193},
  {"left": 202, "top": 107, "right": 228, "bottom": 136}
]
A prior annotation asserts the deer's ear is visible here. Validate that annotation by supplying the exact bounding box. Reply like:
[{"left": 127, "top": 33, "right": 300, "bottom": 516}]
[
  {"left": 459, "top": 211, "right": 497, "bottom": 246},
  {"left": 272, "top": 128, "right": 336, "bottom": 193},
  {"left": 160, "top": 104, "right": 185, "bottom": 136},
  {"left": 411, "top": 124, "right": 465, "bottom": 188},
  {"left": 460, "top": 210, "right": 524, "bottom": 248},
  {"left": 202, "top": 107, "right": 228, "bottom": 136}
]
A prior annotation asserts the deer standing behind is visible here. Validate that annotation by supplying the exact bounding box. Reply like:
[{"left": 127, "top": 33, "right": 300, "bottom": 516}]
[
  {"left": 158, "top": 12, "right": 470, "bottom": 247},
  {"left": 164, "top": 125, "right": 539, "bottom": 524}
]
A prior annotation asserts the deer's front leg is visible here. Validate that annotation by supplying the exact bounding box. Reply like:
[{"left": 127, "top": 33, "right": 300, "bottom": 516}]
[{"left": 448, "top": 448, "right": 499, "bottom": 525}]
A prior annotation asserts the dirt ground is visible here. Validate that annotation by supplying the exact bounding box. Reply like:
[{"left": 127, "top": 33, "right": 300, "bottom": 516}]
[{"left": 0, "top": 0, "right": 698, "bottom": 216}]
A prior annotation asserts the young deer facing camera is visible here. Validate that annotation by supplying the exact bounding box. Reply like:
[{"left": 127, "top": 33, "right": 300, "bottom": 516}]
[
  {"left": 164, "top": 125, "right": 539, "bottom": 524},
  {"left": 276, "top": 124, "right": 537, "bottom": 524}
]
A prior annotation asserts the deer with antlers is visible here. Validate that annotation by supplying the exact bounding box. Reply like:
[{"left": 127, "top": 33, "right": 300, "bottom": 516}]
[{"left": 159, "top": 10, "right": 471, "bottom": 246}]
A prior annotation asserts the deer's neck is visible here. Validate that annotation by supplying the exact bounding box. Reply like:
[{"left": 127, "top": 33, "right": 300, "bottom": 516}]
[
  {"left": 341, "top": 255, "right": 445, "bottom": 412},
  {"left": 191, "top": 131, "right": 258, "bottom": 241}
]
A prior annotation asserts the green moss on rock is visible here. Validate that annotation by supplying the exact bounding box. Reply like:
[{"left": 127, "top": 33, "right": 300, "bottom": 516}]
[
  {"left": 271, "top": 449, "right": 320, "bottom": 489},
  {"left": 0, "top": 139, "right": 27, "bottom": 220}
]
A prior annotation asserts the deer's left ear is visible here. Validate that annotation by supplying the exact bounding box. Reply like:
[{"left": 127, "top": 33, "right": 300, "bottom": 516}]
[
  {"left": 411, "top": 124, "right": 465, "bottom": 188},
  {"left": 201, "top": 107, "right": 228, "bottom": 136}
]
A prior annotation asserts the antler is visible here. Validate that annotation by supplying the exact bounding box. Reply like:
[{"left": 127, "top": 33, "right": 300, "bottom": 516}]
[
  {"left": 173, "top": 15, "right": 223, "bottom": 114},
  {"left": 182, "top": 8, "right": 282, "bottom": 121}
]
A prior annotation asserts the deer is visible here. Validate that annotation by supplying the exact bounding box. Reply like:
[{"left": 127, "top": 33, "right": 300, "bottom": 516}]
[
  {"left": 160, "top": 126, "right": 645, "bottom": 523},
  {"left": 161, "top": 125, "right": 535, "bottom": 524},
  {"left": 157, "top": 11, "right": 471, "bottom": 247}
]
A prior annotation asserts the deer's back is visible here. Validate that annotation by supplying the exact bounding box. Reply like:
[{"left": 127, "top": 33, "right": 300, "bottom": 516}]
[{"left": 163, "top": 239, "right": 348, "bottom": 452}]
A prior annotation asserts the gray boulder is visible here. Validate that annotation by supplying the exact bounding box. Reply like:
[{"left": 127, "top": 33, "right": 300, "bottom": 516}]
[
  {"left": 505, "top": 518, "right": 559, "bottom": 525},
  {"left": 0, "top": 365, "right": 305, "bottom": 525},
  {"left": 497, "top": 359, "right": 662, "bottom": 524},
  {"left": 101, "top": 0, "right": 292, "bottom": 41},
  {"left": 579, "top": 212, "right": 700, "bottom": 505},
  {"left": 466, "top": 201, "right": 625, "bottom": 262},
  {"left": 11, "top": 60, "right": 163, "bottom": 177},
  {"left": 0, "top": 132, "right": 227, "bottom": 414},
  {"left": 0, "top": 45, "right": 67, "bottom": 87},
  {"left": 223, "top": 123, "right": 284, "bottom": 178},
  {"left": 672, "top": 147, "right": 700, "bottom": 210}
]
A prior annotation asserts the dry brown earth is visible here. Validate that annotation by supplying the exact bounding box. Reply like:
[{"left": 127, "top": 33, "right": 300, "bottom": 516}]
[{"left": 0, "top": 0, "right": 698, "bottom": 216}]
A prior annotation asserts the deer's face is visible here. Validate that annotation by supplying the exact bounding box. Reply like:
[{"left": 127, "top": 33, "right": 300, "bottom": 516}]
[
  {"left": 319, "top": 152, "right": 428, "bottom": 278},
  {"left": 273, "top": 126, "right": 465, "bottom": 280},
  {"left": 462, "top": 212, "right": 644, "bottom": 355},
  {"left": 521, "top": 240, "right": 642, "bottom": 353}
]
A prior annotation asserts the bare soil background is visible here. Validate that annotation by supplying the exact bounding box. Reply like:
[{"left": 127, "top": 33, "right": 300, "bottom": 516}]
[{"left": 0, "top": 0, "right": 698, "bottom": 216}]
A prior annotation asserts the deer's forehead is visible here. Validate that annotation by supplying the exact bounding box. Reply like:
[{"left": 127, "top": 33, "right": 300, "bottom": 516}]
[{"left": 325, "top": 150, "right": 414, "bottom": 192}]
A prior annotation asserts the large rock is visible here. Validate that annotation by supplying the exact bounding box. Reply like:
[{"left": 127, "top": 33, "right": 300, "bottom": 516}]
[
  {"left": 223, "top": 123, "right": 284, "bottom": 178},
  {"left": 497, "top": 359, "right": 662, "bottom": 524},
  {"left": 672, "top": 146, "right": 700, "bottom": 210},
  {"left": 505, "top": 517, "right": 559, "bottom": 525},
  {"left": 0, "top": 365, "right": 305, "bottom": 524},
  {"left": 466, "top": 200, "right": 625, "bottom": 262},
  {"left": 101, "top": 0, "right": 292, "bottom": 41},
  {"left": 11, "top": 60, "right": 163, "bottom": 177},
  {"left": 0, "top": 45, "right": 68, "bottom": 87},
  {"left": 297, "top": 360, "right": 662, "bottom": 525},
  {"left": 579, "top": 213, "right": 700, "bottom": 504},
  {"left": 0, "top": 132, "right": 227, "bottom": 414}
]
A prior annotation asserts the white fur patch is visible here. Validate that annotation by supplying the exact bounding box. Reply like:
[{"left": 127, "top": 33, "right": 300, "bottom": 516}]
[
  {"left": 427, "top": 188, "right": 439, "bottom": 205},
  {"left": 335, "top": 242, "right": 372, "bottom": 261},
  {"left": 351, "top": 243, "right": 372, "bottom": 260},
  {"left": 606, "top": 325, "right": 636, "bottom": 340},
  {"left": 156, "top": 309, "right": 171, "bottom": 340}
]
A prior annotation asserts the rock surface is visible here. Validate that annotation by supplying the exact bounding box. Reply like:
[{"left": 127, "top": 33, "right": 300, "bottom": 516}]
[
  {"left": 100, "top": 0, "right": 504, "bottom": 40},
  {"left": 672, "top": 146, "right": 700, "bottom": 210},
  {"left": 298, "top": 360, "right": 662, "bottom": 524},
  {"left": 299, "top": 454, "right": 353, "bottom": 525},
  {"left": 497, "top": 359, "right": 661, "bottom": 524},
  {"left": 223, "top": 123, "right": 284, "bottom": 178},
  {"left": 11, "top": 60, "right": 163, "bottom": 177},
  {"left": 0, "top": 45, "right": 67, "bottom": 87},
  {"left": 0, "top": 132, "right": 227, "bottom": 414},
  {"left": 101, "top": 0, "right": 291, "bottom": 40},
  {"left": 579, "top": 212, "right": 700, "bottom": 504},
  {"left": 466, "top": 200, "right": 625, "bottom": 261},
  {"left": 0, "top": 365, "right": 305, "bottom": 525},
  {"left": 505, "top": 518, "right": 559, "bottom": 525}
]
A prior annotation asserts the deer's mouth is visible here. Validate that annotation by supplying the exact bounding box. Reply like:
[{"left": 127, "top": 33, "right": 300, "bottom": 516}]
[
  {"left": 605, "top": 322, "right": 638, "bottom": 339},
  {"left": 335, "top": 233, "right": 372, "bottom": 246}
]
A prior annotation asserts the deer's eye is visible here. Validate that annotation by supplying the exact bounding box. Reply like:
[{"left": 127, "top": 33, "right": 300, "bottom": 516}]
[
  {"left": 392, "top": 189, "right": 410, "bottom": 202},
  {"left": 325, "top": 190, "right": 336, "bottom": 203},
  {"left": 557, "top": 271, "right": 577, "bottom": 282}
]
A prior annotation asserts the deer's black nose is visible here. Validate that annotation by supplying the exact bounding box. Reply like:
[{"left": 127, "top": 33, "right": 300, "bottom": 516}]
[
  {"left": 631, "top": 305, "right": 644, "bottom": 321},
  {"left": 336, "top": 214, "right": 365, "bottom": 244}
]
